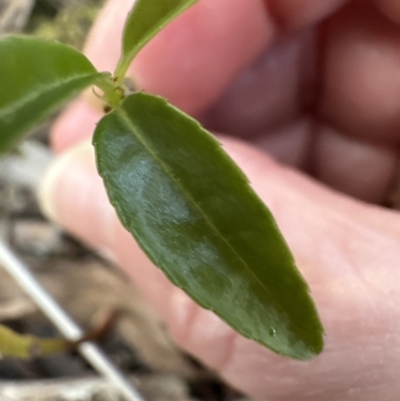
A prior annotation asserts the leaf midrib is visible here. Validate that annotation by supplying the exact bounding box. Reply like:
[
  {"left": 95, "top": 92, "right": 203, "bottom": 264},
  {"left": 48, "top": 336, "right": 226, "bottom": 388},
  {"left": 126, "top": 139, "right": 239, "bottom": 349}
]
[
  {"left": 116, "top": 105, "right": 290, "bottom": 317},
  {"left": 0, "top": 72, "right": 99, "bottom": 120}
]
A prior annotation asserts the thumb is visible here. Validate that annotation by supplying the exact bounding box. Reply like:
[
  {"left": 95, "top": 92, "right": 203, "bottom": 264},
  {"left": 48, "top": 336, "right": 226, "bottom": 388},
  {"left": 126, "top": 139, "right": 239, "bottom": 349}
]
[{"left": 39, "top": 138, "right": 400, "bottom": 401}]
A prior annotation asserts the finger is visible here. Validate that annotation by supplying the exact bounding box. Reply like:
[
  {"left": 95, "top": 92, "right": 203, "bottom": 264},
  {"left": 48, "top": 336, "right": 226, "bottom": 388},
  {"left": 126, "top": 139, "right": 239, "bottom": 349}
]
[
  {"left": 267, "top": 0, "right": 347, "bottom": 30},
  {"left": 85, "top": 0, "right": 273, "bottom": 115},
  {"left": 200, "top": 29, "right": 317, "bottom": 138},
  {"left": 39, "top": 139, "right": 400, "bottom": 400},
  {"left": 312, "top": 125, "right": 398, "bottom": 203},
  {"left": 320, "top": 0, "right": 400, "bottom": 143}
]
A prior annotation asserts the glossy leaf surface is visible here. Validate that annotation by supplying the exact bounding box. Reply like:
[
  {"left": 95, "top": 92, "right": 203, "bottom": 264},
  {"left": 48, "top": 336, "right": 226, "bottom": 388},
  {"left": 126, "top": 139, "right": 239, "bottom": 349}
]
[
  {"left": 93, "top": 92, "right": 324, "bottom": 360},
  {"left": 117, "top": 0, "right": 198, "bottom": 76},
  {"left": 0, "top": 324, "right": 66, "bottom": 358},
  {"left": 0, "top": 36, "right": 102, "bottom": 153}
]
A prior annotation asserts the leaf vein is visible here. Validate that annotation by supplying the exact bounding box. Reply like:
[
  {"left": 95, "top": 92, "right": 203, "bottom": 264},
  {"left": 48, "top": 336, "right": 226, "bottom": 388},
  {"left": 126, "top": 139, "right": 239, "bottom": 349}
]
[
  {"left": 116, "top": 106, "right": 286, "bottom": 312},
  {"left": 0, "top": 73, "right": 99, "bottom": 119}
]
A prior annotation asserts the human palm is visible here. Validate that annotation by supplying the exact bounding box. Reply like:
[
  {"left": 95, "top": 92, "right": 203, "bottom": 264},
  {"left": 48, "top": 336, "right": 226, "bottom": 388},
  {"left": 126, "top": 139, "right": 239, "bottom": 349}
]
[{"left": 42, "top": 0, "right": 400, "bottom": 399}]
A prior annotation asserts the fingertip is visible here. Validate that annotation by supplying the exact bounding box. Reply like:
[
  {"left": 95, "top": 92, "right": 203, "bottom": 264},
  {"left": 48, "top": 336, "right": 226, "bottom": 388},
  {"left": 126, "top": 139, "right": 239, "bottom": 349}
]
[
  {"left": 39, "top": 140, "right": 96, "bottom": 223},
  {"left": 39, "top": 138, "right": 118, "bottom": 257}
]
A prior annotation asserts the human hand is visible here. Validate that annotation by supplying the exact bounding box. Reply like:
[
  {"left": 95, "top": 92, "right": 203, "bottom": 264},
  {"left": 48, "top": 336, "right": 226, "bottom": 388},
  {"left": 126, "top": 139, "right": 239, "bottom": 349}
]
[{"left": 39, "top": 0, "right": 400, "bottom": 399}]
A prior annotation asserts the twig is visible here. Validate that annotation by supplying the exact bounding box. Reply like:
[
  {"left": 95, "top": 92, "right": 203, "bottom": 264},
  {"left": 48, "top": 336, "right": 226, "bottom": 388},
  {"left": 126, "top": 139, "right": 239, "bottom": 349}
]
[{"left": 0, "top": 240, "right": 146, "bottom": 401}]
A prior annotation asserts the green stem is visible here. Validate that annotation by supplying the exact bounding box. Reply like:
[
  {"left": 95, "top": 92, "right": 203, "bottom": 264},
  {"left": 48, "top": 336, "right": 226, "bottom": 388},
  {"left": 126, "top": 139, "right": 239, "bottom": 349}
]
[
  {"left": 113, "top": 57, "right": 131, "bottom": 86},
  {"left": 94, "top": 73, "right": 124, "bottom": 109}
]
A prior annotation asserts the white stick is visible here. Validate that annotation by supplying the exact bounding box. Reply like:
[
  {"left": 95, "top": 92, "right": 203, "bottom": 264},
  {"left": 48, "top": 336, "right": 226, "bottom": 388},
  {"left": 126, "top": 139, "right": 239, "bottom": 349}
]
[{"left": 0, "top": 240, "right": 146, "bottom": 401}]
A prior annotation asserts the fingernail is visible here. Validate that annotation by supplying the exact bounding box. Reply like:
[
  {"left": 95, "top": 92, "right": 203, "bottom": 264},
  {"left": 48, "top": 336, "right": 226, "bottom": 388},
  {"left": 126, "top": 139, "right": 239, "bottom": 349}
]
[{"left": 38, "top": 140, "right": 95, "bottom": 224}]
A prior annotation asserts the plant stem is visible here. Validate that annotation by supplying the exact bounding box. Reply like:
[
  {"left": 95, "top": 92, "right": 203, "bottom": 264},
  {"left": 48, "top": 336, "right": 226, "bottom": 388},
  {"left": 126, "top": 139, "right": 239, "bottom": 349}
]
[
  {"left": 94, "top": 72, "right": 125, "bottom": 109},
  {"left": 113, "top": 57, "right": 131, "bottom": 86}
]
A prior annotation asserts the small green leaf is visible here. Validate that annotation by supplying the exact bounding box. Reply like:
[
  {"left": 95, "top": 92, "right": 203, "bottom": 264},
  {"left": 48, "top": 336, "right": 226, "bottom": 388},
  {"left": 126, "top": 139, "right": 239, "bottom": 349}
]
[
  {"left": 0, "top": 36, "right": 103, "bottom": 154},
  {"left": 115, "top": 0, "right": 198, "bottom": 79},
  {"left": 0, "top": 324, "right": 66, "bottom": 358},
  {"left": 93, "top": 92, "right": 324, "bottom": 360}
]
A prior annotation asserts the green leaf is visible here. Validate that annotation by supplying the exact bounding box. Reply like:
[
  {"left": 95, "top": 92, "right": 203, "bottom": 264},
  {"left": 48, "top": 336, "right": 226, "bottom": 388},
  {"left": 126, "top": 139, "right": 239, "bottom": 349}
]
[
  {"left": 0, "top": 36, "right": 103, "bottom": 154},
  {"left": 115, "top": 0, "right": 198, "bottom": 79},
  {"left": 0, "top": 324, "right": 66, "bottom": 358},
  {"left": 93, "top": 92, "right": 324, "bottom": 360}
]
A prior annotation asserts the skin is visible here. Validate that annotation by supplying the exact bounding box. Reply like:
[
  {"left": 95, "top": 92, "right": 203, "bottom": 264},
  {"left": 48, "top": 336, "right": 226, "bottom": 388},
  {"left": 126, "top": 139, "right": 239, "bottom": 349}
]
[{"left": 39, "top": 0, "right": 400, "bottom": 399}]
